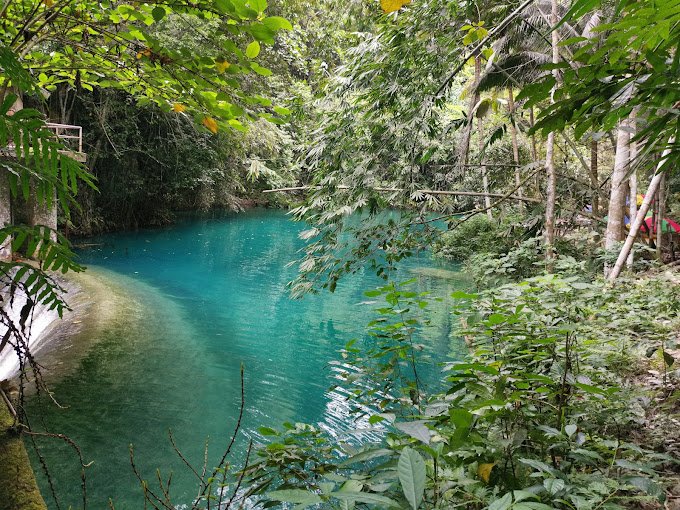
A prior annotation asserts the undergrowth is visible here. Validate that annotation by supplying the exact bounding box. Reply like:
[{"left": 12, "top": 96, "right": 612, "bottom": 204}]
[{"left": 241, "top": 267, "right": 680, "bottom": 509}]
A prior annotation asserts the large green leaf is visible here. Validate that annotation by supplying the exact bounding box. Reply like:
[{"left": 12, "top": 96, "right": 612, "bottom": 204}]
[{"left": 398, "top": 447, "right": 426, "bottom": 510}]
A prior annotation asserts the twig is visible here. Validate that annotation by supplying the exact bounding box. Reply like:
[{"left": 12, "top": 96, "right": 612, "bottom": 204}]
[
  {"left": 168, "top": 430, "right": 205, "bottom": 488},
  {"left": 129, "top": 445, "right": 174, "bottom": 510},
  {"left": 22, "top": 428, "right": 92, "bottom": 510},
  {"left": 225, "top": 440, "right": 253, "bottom": 509},
  {"left": 191, "top": 364, "right": 246, "bottom": 510}
]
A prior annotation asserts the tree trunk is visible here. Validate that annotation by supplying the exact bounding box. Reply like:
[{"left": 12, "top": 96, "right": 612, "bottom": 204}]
[
  {"left": 626, "top": 114, "right": 637, "bottom": 269},
  {"left": 608, "top": 138, "right": 674, "bottom": 281},
  {"left": 604, "top": 120, "right": 631, "bottom": 260},
  {"left": 529, "top": 107, "right": 539, "bottom": 193},
  {"left": 474, "top": 59, "right": 492, "bottom": 218},
  {"left": 544, "top": 0, "right": 559, "bottom": 258},
  {"left": 656, "top": 172, "right": 666, "bottom": 260},
  {"left": 1, "top": 90, "right": 23, "bottom": 261},
  {"left": 589, "top": 140, "right": 599, "bottom": 217},
  {"left": 626, "top": 171, "right": 637, "bottom": 268},
  {"left": 0, "top": 171, "right": 11, "bottom": 261},
  {"left": 458, "top": 61, "right": 481, "bottom": 170},
  {"left": 508, "top": 85, "right": 523, "bottom": 210}
]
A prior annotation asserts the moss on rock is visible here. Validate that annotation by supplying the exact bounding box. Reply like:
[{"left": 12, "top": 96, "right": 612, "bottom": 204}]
[{"left": 0, "top": 401, "right": 47, "bottom": 510}]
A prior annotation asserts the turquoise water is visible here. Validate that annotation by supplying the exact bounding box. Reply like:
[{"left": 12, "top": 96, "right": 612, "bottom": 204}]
[{"left": 28, "top": 209, "right": 467, "bottom": 509}]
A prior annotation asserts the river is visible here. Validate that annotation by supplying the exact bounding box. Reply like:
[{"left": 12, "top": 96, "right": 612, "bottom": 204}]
[{"left": 26, "top": 209, "right": 468, "bottom": 509}]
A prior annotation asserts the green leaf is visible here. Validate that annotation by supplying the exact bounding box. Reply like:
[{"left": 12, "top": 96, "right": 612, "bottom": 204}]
[
  {"left": 395, "top": 421, "right": 431, "bottom": 444},
  {"left": 151, "top": 6, "right": 166, "bottom": 21},
  {"left": 544, "top": 478, "right": 566, "bottom": 495},
  {"left": 662, "top": 350, "right": 674, "bottom": 367},
  {"left": 248, "top": 0, "right": 267, "bottom": 13},
  {"left": 250, "top": 63, "right": 272, "bottom": 76},
  {"left": 339, "top": 448, "right": 393, "bottom": 466},
  {"left": 262, "top": 16, "right": 292, "bottom": 30},
  {"left": 368, "top": 414, "right": 385, "bottom": 425},
  {"left": 488, "top": 492, "right": 512, "bottom": 510},
  {"left": 267, "top": 489, "right": 322, "bottom": 506},
  {"left": 273, "top": 106, "right": 291, "bottom": 116},
  {"left": 249, "top": 23, "right": 276, "bottom": 44},
  {"left": 451, "top": 290, "right": 478, "bottom": 299},
  {"left": 624, "top": 476, "right": 665, "bottom": 503},
  {"left": 398, "top": 447, "right": 426, "bottom": 510},
  {"left": 258, "top": 426, "right": 278, "bottom": 436},
  {"left": 246, "top": 41, "right": 261, "bottom": 58},
  {"left": 615, "top": 459, "right": 655, "bottom": 475},
  {"left": 331, "top": 491, "right": 401, "bottom": 508}
]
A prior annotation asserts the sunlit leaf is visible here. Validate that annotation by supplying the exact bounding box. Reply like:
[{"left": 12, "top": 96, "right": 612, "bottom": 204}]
[
  {"left": 380, "top": 0, "right": 411, "bottom": 14},
  {"left": 246, "top": 41, "right": 261, "bottom": 58},
  {"left": 202, "top": 116, "right": 219, "bottom": 134},
  {"left": 478, "top": 462, "right": 495, "bottom": 483},
  {"left": 215, "top": 60, "right": 231, "bottom": 73}
]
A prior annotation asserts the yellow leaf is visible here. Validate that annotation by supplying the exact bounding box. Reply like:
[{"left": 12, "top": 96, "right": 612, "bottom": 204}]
[
  {"left": 202, "top": 116, "right": 219, "bottom": 134},
  {"left": 172, "top": 103, "right": 186, "bottom": 113},
  {"left": 477, "top": 462, "right": 495, "bottom": 483},
  {"left": 380, "top": 0, "right": 411, "bottom": 13},
  {"left": 216, "top": 60, "right": 230, "bottom": 73},
  {"left": 44, "top": 0, "right": 55, "bottom": 6},
  {"left": 136, "top": 52, "right": 143, "bottom": 60}
]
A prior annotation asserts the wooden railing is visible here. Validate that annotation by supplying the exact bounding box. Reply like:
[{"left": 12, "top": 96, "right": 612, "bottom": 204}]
[{"left": 46, "top": 123, "right": 83, "bottom": 153}]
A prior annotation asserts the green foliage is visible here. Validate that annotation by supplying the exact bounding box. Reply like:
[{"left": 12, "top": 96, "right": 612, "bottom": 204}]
[
  {"left": 433, "top": 215, "right": 515, "bottom": 262},
  {"left": 1, "top": 0, "right": 291, "bottom": 132},
  {"left": 524, "top": 0, "right": 680, "bottom": 175},
  {"left": 68, "top": 90, "right": 296, "bottom": 233},
  {"left": 289, "top": 0, "right": 483, "bottom": 295},
  {"left": 247, "top": 273, "right": 679, "bottom": 509}
]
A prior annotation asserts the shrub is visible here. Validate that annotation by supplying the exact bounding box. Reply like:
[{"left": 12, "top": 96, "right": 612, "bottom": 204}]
[{"left": 433, "top": 216, "right": 509, "bottom": 262}]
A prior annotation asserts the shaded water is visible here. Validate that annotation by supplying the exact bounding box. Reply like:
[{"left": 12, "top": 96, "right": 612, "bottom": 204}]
[{"left": 27, "top": 209, "right": 468, "bottom": 509}]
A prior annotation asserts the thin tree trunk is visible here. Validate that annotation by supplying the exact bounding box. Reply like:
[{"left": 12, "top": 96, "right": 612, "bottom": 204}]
[
  {"left": 544, "top": 0, "right": 559, "bottom": 258},
  {"left": 0, "top": 171, "right": 11, "bottom": 261},
  {"left": 604, "top": 119, "right": 631, "bottom": 260},
  {"left": 508, "top": 85, "right": 523, "bottom": 210},
  {"left": 529, "top": 106, "right": 539, "bottom": 193},
  {"left": 626, "top": 113, "right": 637, "bottom": 269},
  {"left": 627, "top": 171, "right": 637, "bottom": 269},
  {"left": 475, "top": 63, "right": 492, "bottom": 218},
  {"left": 529, "top": 107, "right": 538, "bottom": 162},
  {"left": 458, "top": 60, "right": 481, "bottom": 170},
  {"left": 656, "top": 173, "right": 666, "bottom": 260},
  {"left": 590, "top": 140, "right": 599, "bottom": 217},
  {"left": 608, "top": 139, "right": 674, "bottom": 281}
]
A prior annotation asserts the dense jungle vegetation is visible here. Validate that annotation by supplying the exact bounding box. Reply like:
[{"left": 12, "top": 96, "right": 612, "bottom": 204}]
[{"left": 1, "top": 0, "right": 680, "bottom": 508}]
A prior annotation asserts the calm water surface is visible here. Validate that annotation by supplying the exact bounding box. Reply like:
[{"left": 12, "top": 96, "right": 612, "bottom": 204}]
[{"left": 28, "top": 209, "right": 468, "bottom": 509}]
